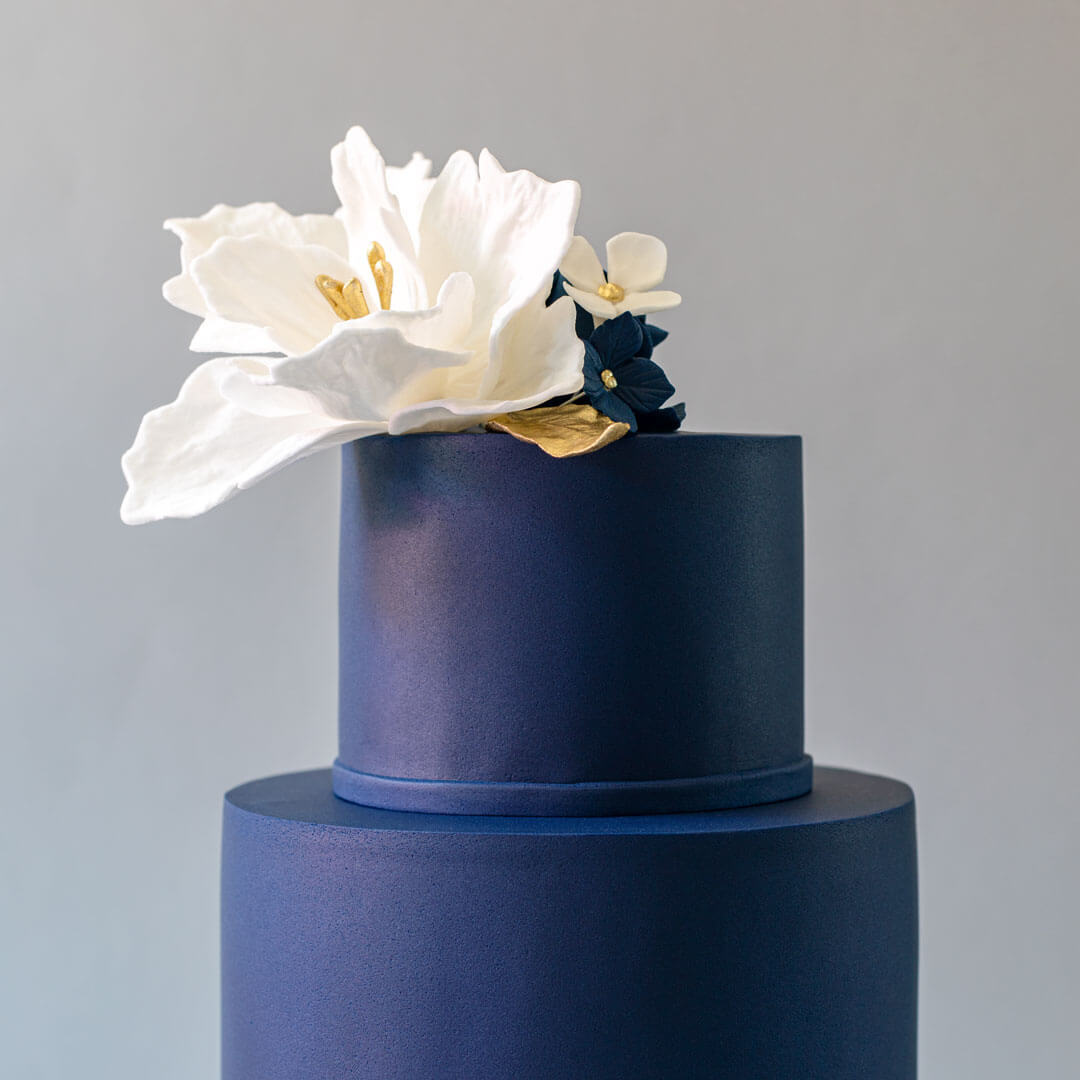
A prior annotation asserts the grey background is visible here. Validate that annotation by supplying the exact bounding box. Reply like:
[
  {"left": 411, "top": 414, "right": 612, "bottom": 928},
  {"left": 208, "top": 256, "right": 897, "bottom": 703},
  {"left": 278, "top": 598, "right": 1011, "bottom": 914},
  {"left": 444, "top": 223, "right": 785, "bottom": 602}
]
[{"left": 2, "top": 0, "right": 1077, "bottom": 1076}]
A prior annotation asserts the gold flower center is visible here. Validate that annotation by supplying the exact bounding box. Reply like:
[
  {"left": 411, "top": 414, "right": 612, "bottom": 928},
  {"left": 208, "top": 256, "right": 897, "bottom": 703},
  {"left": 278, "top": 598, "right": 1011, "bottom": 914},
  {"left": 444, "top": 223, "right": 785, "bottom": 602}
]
[
  {"left": 596, "top": 280, "right": 625, "bottom": 304},
  {"left": 315, "top": 241, "right": 394, "bottom": 320},
  {"left": 600, "top": 368, "right": 618, "bottom": 390}
]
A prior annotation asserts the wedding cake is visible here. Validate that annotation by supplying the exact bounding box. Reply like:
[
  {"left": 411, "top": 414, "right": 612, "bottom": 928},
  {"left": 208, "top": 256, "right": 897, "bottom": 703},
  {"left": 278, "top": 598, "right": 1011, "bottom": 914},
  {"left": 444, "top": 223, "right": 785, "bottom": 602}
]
[{"left": 121, "top": 127, "right": 918, "bottom": 1079}]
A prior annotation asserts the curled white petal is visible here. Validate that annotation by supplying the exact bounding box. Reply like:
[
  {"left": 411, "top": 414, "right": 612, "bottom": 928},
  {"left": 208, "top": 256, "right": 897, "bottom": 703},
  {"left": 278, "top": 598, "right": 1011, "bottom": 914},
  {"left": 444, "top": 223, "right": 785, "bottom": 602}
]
[
  {"left": 163, "top": 203, "right": 347, "bottom": 318},
  {"left": 605, "top": 232, "right": 668, "bottom": 293},
  {"left": 356, "top": 272, "right": 475, "bottom": 352},
  {"left": 386, "top": 151, "right": 435, "bottom": 244},
  {"left": 190, "top": 236, "right": 356, "bottom": 357},
  {"left": 265, "top": 312, "right": 474, "bottom": 424},
  {"left": 189, "top": 316, "right": 280, "bottom": 355},
  {"left": 332, "top": 127, "right": 425, "bottom": 310},
  {"left": 120, "top": 357, "right": 378, "bottom": 525},
  {"left": 387, "top": 295, "right": 584, "bottom": 435},
  {"left": 418, "top": 148, "right": 580, "bottom": 396}
]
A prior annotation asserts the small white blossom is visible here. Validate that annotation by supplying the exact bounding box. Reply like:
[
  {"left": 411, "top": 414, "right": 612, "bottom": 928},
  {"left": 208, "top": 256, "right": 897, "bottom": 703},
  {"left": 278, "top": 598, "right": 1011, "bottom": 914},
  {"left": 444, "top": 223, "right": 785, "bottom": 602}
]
[{"left": 559, "top": 232, "right": 681, "bottom": 320}]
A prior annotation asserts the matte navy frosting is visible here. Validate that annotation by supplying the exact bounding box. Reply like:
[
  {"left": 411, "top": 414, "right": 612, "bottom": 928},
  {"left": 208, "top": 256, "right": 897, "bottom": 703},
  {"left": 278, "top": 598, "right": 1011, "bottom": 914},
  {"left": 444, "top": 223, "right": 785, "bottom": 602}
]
[
  {"left": 222, "top": 766, "right": 918, "bottom": 1079},
  {"left": 335, "top": 431, "right": 808, "bottom": 815}
]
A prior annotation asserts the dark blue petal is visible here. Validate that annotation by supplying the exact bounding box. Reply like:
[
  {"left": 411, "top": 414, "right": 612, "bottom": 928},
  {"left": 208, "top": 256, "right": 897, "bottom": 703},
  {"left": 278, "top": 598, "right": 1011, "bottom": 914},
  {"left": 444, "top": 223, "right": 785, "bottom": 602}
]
[
  {"left": 582, "top": 368, "right": 605, "bottom": 399},
  {"left": 635, "top": 317, "right": 654, "bottom": 360},
  {"left": 645, "top": 323, "right": 669, "bottom": 348},
  {"left": 593, "top": 390, "right": 637, "bottom": 431},
  {"left": 589, "top": 312, "right": 643, "bottom": 363},
  {"left": 636, "top": 402, "right": 686, "bottom": 432},
  {"left": 612, "top": 356, "right": 675, "bottom": 414},
  {"left": 574, "top": 301, "right": 595, "bottom": 340},
  {"left": 632, "top": 320, "right": 669, "bottom": 360},
  {"left": 582, "top": 339, "right": 603, "bottom": 375},
  {"left": 546, "top": 271, "right": 567, "bottom": 305}
]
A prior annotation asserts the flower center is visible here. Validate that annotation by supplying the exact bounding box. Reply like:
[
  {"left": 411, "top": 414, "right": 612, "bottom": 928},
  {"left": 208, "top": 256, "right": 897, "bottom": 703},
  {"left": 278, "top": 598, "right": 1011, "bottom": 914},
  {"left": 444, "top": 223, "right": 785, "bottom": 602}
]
[
  {"left": 596, "top": 280, "right": 625, "bottom": 304},
  {"left": 315, "top": 241, "right": 394, "bottom": 320},
  {"left": 600, "top": 368, "right": 618, "bottom": 390}
]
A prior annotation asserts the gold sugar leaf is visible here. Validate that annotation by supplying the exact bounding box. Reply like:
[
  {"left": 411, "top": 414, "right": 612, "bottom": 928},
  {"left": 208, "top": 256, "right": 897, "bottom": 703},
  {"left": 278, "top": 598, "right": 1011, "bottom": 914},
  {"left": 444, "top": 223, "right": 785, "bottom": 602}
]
[{"left": 486, "top": 403, "right": 630, "bottom": 458}]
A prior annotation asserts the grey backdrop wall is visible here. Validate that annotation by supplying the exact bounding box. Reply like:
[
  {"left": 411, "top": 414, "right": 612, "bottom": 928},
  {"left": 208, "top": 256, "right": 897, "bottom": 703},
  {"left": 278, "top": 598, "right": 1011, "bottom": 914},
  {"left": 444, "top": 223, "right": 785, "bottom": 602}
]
[{"left": 2, "top": 1, "right": 1077, "bottom": 1076}]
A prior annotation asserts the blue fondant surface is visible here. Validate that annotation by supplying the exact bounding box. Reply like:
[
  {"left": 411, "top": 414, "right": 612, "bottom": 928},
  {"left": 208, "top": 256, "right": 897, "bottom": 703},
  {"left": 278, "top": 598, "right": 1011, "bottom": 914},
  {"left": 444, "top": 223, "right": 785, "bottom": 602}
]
[
  {"left": 337, "top": 431, "right": 806, "bottom": 815},
  {"left": 222, "top": 766, "right": 918, "bottom": 1079}
]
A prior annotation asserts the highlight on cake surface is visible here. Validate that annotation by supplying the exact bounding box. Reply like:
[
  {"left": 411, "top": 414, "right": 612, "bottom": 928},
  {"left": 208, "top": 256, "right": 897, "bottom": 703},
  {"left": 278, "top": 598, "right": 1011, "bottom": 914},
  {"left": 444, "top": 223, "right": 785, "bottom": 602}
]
[{"left": 120, "top": 126, "right": 683, "bottom": 524}]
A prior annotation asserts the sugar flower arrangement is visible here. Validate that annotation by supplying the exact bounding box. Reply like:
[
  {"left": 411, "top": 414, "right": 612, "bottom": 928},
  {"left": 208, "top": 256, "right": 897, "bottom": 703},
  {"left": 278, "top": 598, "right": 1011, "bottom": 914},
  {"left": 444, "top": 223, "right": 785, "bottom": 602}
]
[{"left": 120, "top": 127, "right": 683, "bottom": 524}]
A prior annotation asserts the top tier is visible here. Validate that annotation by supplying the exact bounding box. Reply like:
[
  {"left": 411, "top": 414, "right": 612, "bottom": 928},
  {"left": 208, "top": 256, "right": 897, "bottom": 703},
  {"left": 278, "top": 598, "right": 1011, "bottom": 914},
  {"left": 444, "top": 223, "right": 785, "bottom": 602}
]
[{"left": 333, "top": 432, "right": 809, "bottom": 816}]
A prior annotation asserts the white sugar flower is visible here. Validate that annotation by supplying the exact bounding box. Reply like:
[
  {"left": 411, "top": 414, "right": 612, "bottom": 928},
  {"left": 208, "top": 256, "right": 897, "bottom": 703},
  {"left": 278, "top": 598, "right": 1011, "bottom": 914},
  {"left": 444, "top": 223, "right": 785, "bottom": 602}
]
[
  {"left": 559, "top": 232, "right": 681, "bottom": 320},
  {"left": 121, "top": 128, "right": 583, "bottom": 524}
]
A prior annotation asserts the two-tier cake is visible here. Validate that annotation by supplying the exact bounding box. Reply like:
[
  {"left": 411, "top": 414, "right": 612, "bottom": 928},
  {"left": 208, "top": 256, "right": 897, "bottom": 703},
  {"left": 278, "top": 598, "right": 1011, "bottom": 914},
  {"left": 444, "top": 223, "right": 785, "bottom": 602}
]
[{"left": 122, "top": 126, "right": 918, "bottom": 1079}]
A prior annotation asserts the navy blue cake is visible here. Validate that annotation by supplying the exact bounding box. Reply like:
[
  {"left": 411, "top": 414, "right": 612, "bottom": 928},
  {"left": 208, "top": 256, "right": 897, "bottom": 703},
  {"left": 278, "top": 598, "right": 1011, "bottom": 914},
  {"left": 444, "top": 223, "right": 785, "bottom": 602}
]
[
  {"left": 221, "top": 432, "right": 918, "bottom": 1080},
  {"left": 116, "top": 124, "right": 917, "bottom": 1079}
]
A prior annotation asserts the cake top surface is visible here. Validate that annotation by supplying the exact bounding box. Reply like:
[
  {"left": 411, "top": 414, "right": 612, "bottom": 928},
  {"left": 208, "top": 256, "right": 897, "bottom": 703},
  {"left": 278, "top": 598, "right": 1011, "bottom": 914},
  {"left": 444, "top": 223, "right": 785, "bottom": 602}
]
[
  {"left": 226, "top": 767, "right": 913, "bottom": 836},
  {"left": 120, "top": 125, "right": 696, "bottom": 526}
]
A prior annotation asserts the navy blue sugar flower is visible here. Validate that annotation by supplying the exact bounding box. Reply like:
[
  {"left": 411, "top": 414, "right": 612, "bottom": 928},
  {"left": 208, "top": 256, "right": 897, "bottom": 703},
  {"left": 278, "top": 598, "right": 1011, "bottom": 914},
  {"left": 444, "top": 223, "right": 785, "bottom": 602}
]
[
  {"left": 636, "top": 401, "right": 686, "bottom": 432},
  {"left": 635, "top": 318, "right": 668, "bottom": 361},
  {"left": 582, "top": 313, "right": 676, "bottom": 433}
]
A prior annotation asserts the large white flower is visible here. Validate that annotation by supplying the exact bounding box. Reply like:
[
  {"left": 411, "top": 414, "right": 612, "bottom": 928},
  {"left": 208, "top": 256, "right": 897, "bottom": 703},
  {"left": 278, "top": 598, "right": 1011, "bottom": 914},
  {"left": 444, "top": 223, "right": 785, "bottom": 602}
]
[
  {"left": 121, "top": 128, "right": 584, "bottom": 524},
  {"left": 559, "top": 232, "right": 681, "bottom": 320}
]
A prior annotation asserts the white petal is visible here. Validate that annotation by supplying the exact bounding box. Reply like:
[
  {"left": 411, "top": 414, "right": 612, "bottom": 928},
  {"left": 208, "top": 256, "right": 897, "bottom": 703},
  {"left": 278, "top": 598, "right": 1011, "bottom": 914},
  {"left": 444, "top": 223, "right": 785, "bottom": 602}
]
[
  {"left": 358, "top": 272, "right": 474, "bottom": 352},
  {"left": 559, "top": 235, "right": 605, "bottom": 292},
  {"left": 615, "top": 289, "right": 682, "bottom": 316},
  {"left": 605, "top": 232, "right": 668, "bottom": 293},
  {"left": 265, "top": 316, "right": 473, "bottom": 424},
  {"left": 190, "top": 235, "right": 356, "bottom": 356},
  {"left": 417, "top": 148, "right": 580, "bottom": 395},
  {"left": 162, "top": 272, "right": 206, "bottom": 317},
  {"left": 189, "top": 316, "right": 280, "bottom": 355},
  {"left": 563, "top": 283, "right": 618, "bottom": 320},
  {"left": 120, "top": 356, "right": 377, "bottom": 524},
  {"left": 331, "top": 127, "right": 425, "bottom": 310},
  {"left": 217, "top": 357, "right": 326, "bottom": 417},
  {"left": 163, "top": 203, "right": 347, "bottom": 317},
  {"left": 388, "top": 295, "right": 584, "bottom": 435},
  {"left": 487, "top": 294, "right": 585, "bottom": 402},
  {"left": 386, "top": 152, "right": 435, "bottom": 244}
]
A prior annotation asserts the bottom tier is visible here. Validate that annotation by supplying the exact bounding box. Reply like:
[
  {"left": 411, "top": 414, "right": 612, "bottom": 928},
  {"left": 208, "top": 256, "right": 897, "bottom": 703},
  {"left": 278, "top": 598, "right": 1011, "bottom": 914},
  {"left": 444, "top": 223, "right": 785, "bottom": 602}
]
[{"left": 222, "top": 767, "right": 918, "bottom": 1080}]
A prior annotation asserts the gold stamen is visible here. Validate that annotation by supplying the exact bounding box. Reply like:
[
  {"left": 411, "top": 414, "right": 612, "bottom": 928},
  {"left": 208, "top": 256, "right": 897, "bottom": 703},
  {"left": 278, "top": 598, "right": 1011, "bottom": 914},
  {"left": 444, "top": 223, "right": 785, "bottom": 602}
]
[
  {"left": 372, "top": 259, "right": 393, "bottom": 310},
  {"left": 315, "top": 274, "right": 369, "bottom": 320},
  {"left": 368, "top": 241, "right": 393, "bottom": 309},
  {"left": 316, "top": 238, "right": 394, "bottom": 321},
  {"left": 601, "top": 368, "right": 618, "bottom": 390},
  {"left": 315, "top": 275, "right": 353, "bottom": 320},
  {"left": 341, "top": 278, "right": 370, "bottom": 318},
  {"left": 597, "top": 281, "right": 625, "bottom": 304}
]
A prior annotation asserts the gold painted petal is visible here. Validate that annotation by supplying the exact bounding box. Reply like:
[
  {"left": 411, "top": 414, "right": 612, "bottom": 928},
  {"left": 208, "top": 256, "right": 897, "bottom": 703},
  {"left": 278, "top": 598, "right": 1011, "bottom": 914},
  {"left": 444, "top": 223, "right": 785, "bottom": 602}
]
[{"left": 486, "top": 404, "right": 629, "bottom": 458}]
